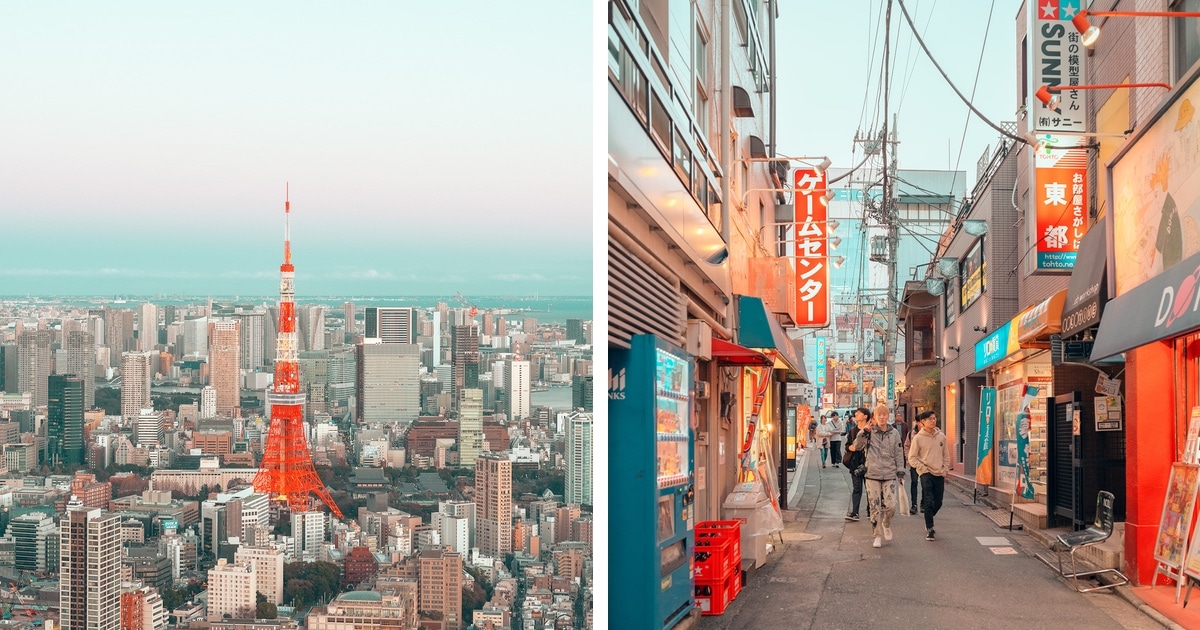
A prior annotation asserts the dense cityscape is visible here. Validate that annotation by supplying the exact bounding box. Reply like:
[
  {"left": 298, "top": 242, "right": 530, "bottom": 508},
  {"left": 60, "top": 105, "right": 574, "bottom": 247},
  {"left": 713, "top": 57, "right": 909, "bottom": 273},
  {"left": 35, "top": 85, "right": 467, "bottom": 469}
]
[{"left": 0, "top": 278, "right": 593, "bottom": 630}]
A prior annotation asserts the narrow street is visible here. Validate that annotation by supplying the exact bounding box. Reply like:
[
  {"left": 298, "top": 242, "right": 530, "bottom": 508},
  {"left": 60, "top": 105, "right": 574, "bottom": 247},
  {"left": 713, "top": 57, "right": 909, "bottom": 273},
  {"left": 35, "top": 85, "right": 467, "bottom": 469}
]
[{"left": 699, "top": 447, "right": 1174, "bottom": 630}]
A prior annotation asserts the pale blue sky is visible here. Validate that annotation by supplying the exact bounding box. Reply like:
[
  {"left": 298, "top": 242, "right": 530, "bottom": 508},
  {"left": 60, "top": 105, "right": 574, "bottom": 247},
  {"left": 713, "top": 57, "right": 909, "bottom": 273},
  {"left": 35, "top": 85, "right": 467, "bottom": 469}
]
[
  {"left": 777, "top": 1, "right": 1019, "bottom": 187},
  {"left": 0, "top": 2, "right": 591, "bottom": 296}
]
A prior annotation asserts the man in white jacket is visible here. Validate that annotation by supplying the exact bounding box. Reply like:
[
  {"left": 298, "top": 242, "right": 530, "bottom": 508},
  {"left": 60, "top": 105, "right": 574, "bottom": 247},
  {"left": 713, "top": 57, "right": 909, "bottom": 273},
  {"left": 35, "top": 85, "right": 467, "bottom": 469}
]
[{"left": 907, "top": 410, "right": 951, "bottom": 541}]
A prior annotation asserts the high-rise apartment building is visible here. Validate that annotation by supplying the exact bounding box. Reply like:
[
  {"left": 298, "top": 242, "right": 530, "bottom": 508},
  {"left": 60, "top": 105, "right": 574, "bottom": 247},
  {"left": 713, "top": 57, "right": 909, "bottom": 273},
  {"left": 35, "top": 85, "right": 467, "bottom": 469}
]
[
  {"left": 138, "top": 303, "right": 158, "bottom": 352},
  {"left": 49, "top": 374, "right": 85, "bottom": 466},
  {"left": 63, "top": 330, "right": 97, "bottom": 410},
  {"left": 207, "top": 558, "right": 257, "bottom": 621},
  {"left": 9, "top": 512, "right": 57, "bottom": 572},
  {"left": 182, "top": 317, "right": 208, "bottom": 358},
  {"left": 208, "top": 319, "right": 241, "bottom": 417},
  {"left": 343, "top": 301, "right": 355, "bottom": 341},
  {"left": 355, "top": 342, "right": 421, "bottom": 425},
  {"left": 234, "top": 545, "right": 284, "bottom": 605},
  {"left": 60, "top": 506, "right": 121, "bottom": 630},
  {"left": 105, "top": 309, "right": 135, "bottom": 366},
  {"left": 419, "top": 549, "right": 462, "bottom": 630},
  {"left": 458, "top": 388, "right": 484, "bottom": 469},
  {"left": 475, "top": 454, "right": 512, "bottom": 556},
  {"left": 565, "top": 411, "right": 593, "bottom": 506},
  {"left": 509, "top": 360, "right": 530, "bottom": 421},
  {"left": 17, "top": 330, "right": 52, "bottom": 407},
  {"left": 119, "top": 586, "right": 166, "bottom": 630},
  {"left": 364, "top": 306, "right": 417, "bottom": 344},
  {"left": 451, "top": 325, "right": 479, "bottom": 410},
  {"left": 292, "top": 511, "right": 327, "bottom": 560},
  {"left": 120, "top": 352, "right": 153, "bottom": 421}
]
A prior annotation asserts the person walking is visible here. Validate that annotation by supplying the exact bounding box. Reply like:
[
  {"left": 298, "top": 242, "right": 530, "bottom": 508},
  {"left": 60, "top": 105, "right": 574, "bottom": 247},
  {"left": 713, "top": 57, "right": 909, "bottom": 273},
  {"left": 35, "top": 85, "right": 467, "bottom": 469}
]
[
  {"left": 828, "top": 411, "right": 845, "bottom": 468},
  {"left": 815, "top": 415, "right": 833, "bottom": 468},
  {"left": 903, "top": 415, "right": 921, "bottom": 514},
  {"left": 908, "top": 410, "right": 951, "bottom": 541},
  {"left": 844, "top": 407, "right": 872, "bottom": 521},
  {"left": 852, "top": 404, "right": 905, "bottom": 548}
]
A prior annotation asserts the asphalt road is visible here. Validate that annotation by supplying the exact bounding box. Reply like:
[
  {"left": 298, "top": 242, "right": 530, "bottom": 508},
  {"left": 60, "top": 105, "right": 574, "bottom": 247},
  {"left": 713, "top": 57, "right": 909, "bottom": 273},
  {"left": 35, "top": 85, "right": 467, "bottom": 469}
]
[{"left": 698, "top": 449, "right": 1165, "bottom": 630}]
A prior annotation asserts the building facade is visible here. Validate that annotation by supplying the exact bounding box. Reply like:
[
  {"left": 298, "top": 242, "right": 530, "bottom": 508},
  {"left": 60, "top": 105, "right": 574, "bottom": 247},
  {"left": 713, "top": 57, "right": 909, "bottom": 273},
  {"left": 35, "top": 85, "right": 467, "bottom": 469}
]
[
  {"left": 475, "top": 454, "right": 512, "bottom": 557},
  {"left": 208, "top": 319, "right": 242, "bottom": 417},
  {"left": 60, "top": 506, "right": 121, "bottom": 630}
]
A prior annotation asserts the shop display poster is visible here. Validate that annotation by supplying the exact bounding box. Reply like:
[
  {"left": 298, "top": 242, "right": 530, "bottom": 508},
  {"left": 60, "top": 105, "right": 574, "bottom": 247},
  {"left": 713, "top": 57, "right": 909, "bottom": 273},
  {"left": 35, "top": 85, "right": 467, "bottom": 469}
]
[{"left": 1154, "top": 463, "right": 1200, "bottom": 570}]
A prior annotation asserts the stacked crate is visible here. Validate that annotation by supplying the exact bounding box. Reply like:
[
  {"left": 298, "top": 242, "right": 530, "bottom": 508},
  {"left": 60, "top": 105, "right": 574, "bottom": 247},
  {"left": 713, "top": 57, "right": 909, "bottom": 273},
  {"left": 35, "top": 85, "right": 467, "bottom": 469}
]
[{"left": 693, "top": 520, "right": 742, "bottom": 615}]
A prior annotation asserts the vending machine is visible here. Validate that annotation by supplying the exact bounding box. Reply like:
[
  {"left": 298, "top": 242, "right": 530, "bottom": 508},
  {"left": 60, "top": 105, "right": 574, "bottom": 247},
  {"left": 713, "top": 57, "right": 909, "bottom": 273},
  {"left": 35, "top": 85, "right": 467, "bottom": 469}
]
[{"left": 610, "top": 334, "right": 695, "bottom": 628}]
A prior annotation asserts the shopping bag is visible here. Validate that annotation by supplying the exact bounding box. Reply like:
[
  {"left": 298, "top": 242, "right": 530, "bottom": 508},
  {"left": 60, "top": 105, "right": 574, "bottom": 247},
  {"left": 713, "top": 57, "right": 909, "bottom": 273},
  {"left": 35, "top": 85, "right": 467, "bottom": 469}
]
[{"left": 897, "top": 482, "right": 911, "bottom": 516}]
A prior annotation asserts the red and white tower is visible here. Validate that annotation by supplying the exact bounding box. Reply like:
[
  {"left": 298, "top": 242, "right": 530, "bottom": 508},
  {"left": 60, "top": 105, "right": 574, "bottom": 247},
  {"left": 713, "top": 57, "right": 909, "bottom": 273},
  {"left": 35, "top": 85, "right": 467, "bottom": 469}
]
[{"left": 252, "top": 187, "right": 343, "bottom": 518}]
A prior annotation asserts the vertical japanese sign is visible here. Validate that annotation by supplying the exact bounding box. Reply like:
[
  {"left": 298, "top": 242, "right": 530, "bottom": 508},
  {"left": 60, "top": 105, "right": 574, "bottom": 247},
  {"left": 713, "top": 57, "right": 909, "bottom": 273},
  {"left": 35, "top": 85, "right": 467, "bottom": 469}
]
[
  {"left": 1030, "top": 1, "right": 1089, "bottom": 271},
  {"left": 976, "top": 387, "right": 997, "bottom": 485},
  {"left": 1015, "top": 384, "right": 1041, "bottom": 499},
  {"left": 794, "top": 168, "right": 830, "bottom": 327},
  {"left": 814, "top": 337, "right": 827, "bottom": 388}
]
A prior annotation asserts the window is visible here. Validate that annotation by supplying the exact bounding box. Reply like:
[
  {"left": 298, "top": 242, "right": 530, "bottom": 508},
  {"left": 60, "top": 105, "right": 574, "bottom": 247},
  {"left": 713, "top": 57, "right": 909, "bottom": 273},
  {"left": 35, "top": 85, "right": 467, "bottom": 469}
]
[{"left": 1175, "top": 0, "right": 1200, "bottom": 81}]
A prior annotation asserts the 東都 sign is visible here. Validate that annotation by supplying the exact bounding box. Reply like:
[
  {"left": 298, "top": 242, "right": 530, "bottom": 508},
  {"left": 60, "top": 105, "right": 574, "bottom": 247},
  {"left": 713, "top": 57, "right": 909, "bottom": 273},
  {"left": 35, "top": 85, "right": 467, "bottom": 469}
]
[{"left": 794, "top": 168, "right": 830, "bottom": 328}]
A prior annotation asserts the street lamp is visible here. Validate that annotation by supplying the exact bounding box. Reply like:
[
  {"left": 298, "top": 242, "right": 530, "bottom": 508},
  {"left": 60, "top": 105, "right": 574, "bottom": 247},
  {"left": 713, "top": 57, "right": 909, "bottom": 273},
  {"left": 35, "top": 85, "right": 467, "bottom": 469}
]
[
  {"left": 1034, "top": 83, "right": 1171, "bottom": 111},
  {"left": 1071, "top": 9, "right": 1200, "bottom": 47}
]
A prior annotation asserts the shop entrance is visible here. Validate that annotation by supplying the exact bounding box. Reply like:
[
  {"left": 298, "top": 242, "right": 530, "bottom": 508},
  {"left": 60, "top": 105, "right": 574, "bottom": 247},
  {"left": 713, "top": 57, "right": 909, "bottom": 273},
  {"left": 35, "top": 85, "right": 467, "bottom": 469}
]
[{"left": 1047, "top": 391, "right": 1127, "bottom": 529}]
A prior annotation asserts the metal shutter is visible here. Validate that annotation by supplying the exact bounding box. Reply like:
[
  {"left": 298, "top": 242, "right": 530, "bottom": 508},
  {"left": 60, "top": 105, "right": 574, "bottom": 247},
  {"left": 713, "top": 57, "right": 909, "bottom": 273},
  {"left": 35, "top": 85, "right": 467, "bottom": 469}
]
[{"left": 608, "top": 235, "right": 686, "bottom": 348}]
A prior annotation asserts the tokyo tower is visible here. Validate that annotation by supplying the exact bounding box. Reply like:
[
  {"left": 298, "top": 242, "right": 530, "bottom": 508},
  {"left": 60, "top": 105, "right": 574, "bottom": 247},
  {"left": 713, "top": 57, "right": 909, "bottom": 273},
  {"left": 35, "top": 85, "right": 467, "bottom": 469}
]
[{"left": 252, "top": 187, "right": 343, "bottom": 519}]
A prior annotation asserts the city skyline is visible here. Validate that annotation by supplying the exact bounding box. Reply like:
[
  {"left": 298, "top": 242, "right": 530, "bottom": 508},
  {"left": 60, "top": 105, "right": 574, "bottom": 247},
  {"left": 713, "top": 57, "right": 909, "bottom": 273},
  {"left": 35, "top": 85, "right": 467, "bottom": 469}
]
[{"left": 0, "top": 2, "right": 592, "bottom": 297}]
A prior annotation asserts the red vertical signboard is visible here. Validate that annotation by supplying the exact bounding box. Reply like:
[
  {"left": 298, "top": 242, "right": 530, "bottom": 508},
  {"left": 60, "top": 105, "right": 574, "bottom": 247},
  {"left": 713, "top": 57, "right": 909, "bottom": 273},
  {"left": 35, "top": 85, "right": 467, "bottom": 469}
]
[{"left": 794, "top": 168, "right": 830, "bottom": 327}]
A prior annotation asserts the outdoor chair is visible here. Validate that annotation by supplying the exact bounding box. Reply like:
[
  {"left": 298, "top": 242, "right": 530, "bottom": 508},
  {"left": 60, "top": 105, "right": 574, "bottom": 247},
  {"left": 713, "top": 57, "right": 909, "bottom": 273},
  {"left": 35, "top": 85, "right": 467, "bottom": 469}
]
[{"left": 1036, "top": 490, "right": 1129, "bottom": 593}]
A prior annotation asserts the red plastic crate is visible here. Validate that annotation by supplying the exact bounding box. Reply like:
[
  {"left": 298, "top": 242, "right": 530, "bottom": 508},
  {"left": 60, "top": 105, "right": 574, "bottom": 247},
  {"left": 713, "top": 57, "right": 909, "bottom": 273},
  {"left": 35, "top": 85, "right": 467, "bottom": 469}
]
[
  {"left": 697, "top": 520, "right": 741, "bottom": 541},
  {"left": 696, "top": 570, "right": 740, "bottom": 616},
  {"left": 693, "top": 530, "right": 739, "bottom": 580}
]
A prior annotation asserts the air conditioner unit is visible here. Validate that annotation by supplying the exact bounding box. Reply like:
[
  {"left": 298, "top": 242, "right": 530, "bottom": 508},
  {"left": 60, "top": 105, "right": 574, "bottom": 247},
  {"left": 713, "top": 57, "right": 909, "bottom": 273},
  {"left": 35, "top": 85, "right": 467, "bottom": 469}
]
[{"left": 686, "top": 320, "right": 713, "bottom": 360}]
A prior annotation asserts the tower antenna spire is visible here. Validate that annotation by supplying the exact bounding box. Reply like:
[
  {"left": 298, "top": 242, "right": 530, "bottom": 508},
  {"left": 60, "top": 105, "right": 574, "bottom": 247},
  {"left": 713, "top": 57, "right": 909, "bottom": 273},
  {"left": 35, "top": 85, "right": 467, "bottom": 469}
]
[{"left": 284, "top": 182, "right": 291, "bottom": 264}]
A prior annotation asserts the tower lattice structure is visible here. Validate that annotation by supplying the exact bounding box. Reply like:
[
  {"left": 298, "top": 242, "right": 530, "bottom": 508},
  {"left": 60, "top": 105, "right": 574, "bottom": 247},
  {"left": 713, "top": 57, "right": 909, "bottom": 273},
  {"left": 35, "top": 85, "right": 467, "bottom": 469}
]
[{"left": 252, "top": 188, "right": 343, "bottom": 518}]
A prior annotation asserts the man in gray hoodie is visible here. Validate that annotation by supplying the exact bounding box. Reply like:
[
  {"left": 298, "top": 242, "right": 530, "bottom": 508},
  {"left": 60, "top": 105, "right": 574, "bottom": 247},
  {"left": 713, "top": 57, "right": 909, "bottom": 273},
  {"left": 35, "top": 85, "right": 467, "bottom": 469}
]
[
  {"left": 908, "top": 410, "right": 951, "bottom": 541},
  {"left": 851, "top": 406, "right": 905, "bottom": 548}
]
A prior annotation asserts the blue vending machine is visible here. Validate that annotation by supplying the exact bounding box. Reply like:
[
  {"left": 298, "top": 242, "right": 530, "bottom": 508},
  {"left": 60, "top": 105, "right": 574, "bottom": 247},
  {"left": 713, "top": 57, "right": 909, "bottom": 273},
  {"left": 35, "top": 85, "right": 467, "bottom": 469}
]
[{"left": 611, "top": 334, "right": 695, "bottom": 628}]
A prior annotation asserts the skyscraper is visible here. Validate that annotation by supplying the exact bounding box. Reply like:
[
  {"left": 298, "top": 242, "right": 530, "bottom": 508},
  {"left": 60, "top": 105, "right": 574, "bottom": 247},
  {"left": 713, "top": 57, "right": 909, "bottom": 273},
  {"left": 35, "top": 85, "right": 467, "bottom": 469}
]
[
  {"left": 60, "top": 505, "right": 121, "bottom": 630},
  {"left": 120, "top": 352, "right": 152, "bottom": 421},
  {"left": 208, "top": 319, "right": 241, "bottom": 417},
  {"left": 343, "top": 301, "right": 356, "bottom": 342},
  {"left": 49, "top": 375, "right": 85, "bottom": 466},
  {"left": 138, "top": 303, "right": 158, "bottom": 352},
  {"left": 17, "top": 330, "right": 52, "bottom": 407},
  {"left": 234, "top": 310, "right": 265, "bottom": 370},
  {"left": 509, "top": 360, "right": 530, "bottom": 421},
  {"left": 10, "top": 512, "right": 57, "bottom": 572},
  {"left": 566, "top": 318, "right": 585, "bottom": 344},
  {"left": 63, "top": 330, "right": 97, "bottom": 410},
  {"left": 364, "top": 306, "right": 417, "bottom": 344},
  {"left": 299, "top": 305, "right": 326, "bottom": 351},
  {"left": 418, "top": 550, "right": 462, "bottom": 630},
  {"left": 475, "top": 454, "right": 512, "bottom": 556},
  {"left": 565, "top": 411, "right": 593, "bottom": 506},
  {"left": 105, "top": 308, "right": 135, "bottom": 366},
  {"left": 572, "top": 374, "right": 593, "bottom": 412},
  {"left": 451, "top": 325, "right": 479, "bottom": 410},
  {"left": 458, "top": 388, "right": 484, "bottom": 469},
  {"left": 355, "top": 342, "right": 421, "bottom": 425}
]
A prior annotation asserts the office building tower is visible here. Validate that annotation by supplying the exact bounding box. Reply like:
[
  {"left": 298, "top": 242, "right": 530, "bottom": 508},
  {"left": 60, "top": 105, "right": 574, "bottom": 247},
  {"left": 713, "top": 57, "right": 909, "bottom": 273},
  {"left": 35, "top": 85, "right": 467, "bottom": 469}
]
[
  {"left": 419, "top": 550, "right": 462, "bottom": 630},
  {"left": 566, "top": 318, "right": 585, "bottom": 344},
  {"left": 509, "top": 360, "right": 530, "bottom": 421},
  {"left": 138, "top": 303, "right": 157, "bottom": 352},
  {"left": 355, "top": 342, "right": 420, "bottom": 425},
  {"left": 565, "top": 412, "right": 593, "bottom": 506},
  {"left": 458, "top": 388, "right": 484, "bottom": 469},
  {"left": 207, "top": 558, "right": 257, "bottom": 621},
  {"left": 63, "top": 331, "right": 97, "bottom": 410},
  {"left": 475, "top": 454, "right": 512, "bottom": 556},
  {"left": 17, "top": 330, "right": 52, "bottom": 407},
  {"left": 9, "top": 512, "right": 57, "bottom": 572},
  {"left": 326, "top": 347, "right": 356, "bottom": 408},
  {"left": 522, "top": 317, "right": 537, "bottom": 335},
  {"left": 572, "top": 374, "right": 593, "bottom": 412},
  {"left": 292, "top": 511, "right": 327, "bottom": 559},
  {"left": 482, "top": 312, "right": 494, "bottom": 336},
  {"left": 49, "top": 374, "right": 85, "bottom": 466},
  {"left": 182, "top": 317, "right": 208, "bottom": 358},
  {"left": 234, "top": 545, "right": 284, "bottom": 605},
  {"left": 163, "top": 305, "right": 177, "bottom": 327},
  {"left": 60, "top": 506, "right": 121, "bottom": 630},
  {"left": 432, "top": 310, "right": 442, "bottom": 367},
  {"left": 106, "top": 309, "right": 135, "bottom": 366},
  {"left": 136, "top": 408, "right": 164, "bottom": 449},
  {"left": 343, "top": 301, "right": 355, "bottom": 341},
  {"left": 234, "top": 310, "right": 265, "bottom": 370},
  {"left": 496, "top": 316, "right": 506, "bottom": 338},
  {"left": 0, "top": 343, "right": 13, "bottom": 392},
  {"left": 438, "top": 500, "right": 476, "bottom": 551},
  {"left": 200, "top": 386, "right": 216, "bottom": 419},
  {"left": 364, "top": 306, "right": 417, "bottom": 345},
  {"left": 451, "top": 325, "right": 479, "bottom": 410},
  {"left": 299, "top": 305, "right": 326, "bottom": 351},
  {"left": 208, "top": 319, "right": 241, "bottom": 417},
  {"left": 120, "top": 352, "right": 153, "bottom": 421}
]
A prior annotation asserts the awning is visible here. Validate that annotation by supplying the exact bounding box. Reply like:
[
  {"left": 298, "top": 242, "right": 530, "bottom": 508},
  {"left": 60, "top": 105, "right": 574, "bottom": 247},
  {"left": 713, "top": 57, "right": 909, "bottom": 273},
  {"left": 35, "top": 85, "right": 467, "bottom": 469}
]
[
  {"left": 735, "top": 295, "right": 809, "bottom": 382},
  {"left": 1016, "top": 289, "right": 1067, "bottom": 345},
  {"left": 1061, "top": 217, "right": 1109, "bottom": 339},
  {"left": 1091, "top": 248, "right": 1200, "bottom": 361},
  {"left": 711, "top": 337, "right": 773, "bottom": 366}
]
